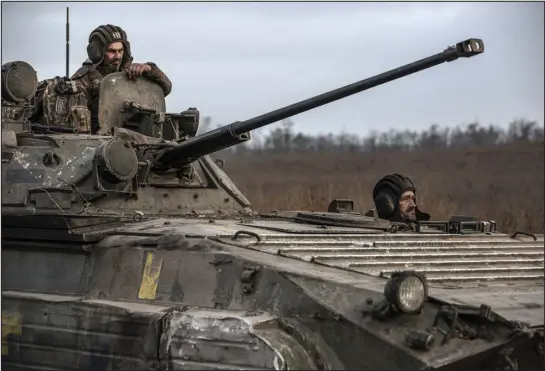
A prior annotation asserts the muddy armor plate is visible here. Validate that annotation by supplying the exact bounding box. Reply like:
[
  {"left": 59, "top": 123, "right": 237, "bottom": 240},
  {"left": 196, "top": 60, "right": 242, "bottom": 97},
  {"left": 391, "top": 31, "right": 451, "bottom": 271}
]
[{"left": 97, "top": 72, "right": 166, "bottom": 135}]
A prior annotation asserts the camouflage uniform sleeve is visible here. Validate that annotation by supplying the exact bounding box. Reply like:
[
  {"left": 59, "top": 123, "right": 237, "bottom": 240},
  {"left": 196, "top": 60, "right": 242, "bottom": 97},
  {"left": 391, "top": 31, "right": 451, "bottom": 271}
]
[
  {"left": 144, "top": 62, "right": 173, "bottom": 97},
  {"left": 70, "top": 74, "right": 93, "bottom": 104}
]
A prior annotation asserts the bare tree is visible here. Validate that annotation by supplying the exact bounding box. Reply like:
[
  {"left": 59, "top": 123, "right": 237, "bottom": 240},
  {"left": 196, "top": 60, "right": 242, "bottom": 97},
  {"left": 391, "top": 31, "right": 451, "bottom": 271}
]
[{"left": 204, "top": 116, "right": 543, "bottom": 155}]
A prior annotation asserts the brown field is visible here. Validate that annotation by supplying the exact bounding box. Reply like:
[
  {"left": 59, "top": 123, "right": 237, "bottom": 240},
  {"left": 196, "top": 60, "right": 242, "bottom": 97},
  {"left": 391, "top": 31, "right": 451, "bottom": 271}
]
[{"left": 221, "top": 142, "right": 544, "bottom": 233}]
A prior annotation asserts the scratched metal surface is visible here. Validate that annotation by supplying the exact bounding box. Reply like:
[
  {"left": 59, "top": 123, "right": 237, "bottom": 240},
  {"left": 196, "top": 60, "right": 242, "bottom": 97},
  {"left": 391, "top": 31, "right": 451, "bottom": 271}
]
[
  {"left": 223, "top": 224, "right": 545, "bottom": 326},
  {"left": 164, "top": 308, "right": 316, "bottom": 370},
  {"left": 97, "top": 218, "right": 545, "bottom": 325},
  {"left": 233, "top": 234, "right": 544, "bottom": 326},
  {"left": 1, "top": 292, "right": 316, "bottom": 371},
  {"left": 248, "top": 235, "right": 544, "bottom": 284},
  {"left": 107, "top": 218, "right": 544, "bottom": 286},
  {"left": 222, "top": 223, "right": 544, "bottom": 284},
  {"left": 0, "top": 291, "right": 166, "bottom": 370}
]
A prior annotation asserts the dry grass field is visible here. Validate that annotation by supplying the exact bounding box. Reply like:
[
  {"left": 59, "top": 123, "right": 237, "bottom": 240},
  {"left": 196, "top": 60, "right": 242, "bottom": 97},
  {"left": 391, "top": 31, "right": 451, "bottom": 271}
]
[{"left": 221, "top": 141, "right": 544, "bottom": 233}]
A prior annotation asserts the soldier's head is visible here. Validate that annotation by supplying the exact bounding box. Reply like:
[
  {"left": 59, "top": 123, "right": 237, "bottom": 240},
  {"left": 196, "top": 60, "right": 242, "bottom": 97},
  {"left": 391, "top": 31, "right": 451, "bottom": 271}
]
[
  {"left": 103, "top": 41, "right": 124, "bottom": 69},
  {"left": 372, "top": 174, "right": 430, "bottom": 223},
  {"left": 87, "top": 25, "right": 132, "bottom": 72}
]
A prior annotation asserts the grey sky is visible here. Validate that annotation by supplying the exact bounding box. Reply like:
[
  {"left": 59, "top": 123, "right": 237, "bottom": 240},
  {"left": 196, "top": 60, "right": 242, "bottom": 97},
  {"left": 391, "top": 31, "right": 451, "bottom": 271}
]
[{"left": 2, "top": 1, "right": 544, "bottom": 137}]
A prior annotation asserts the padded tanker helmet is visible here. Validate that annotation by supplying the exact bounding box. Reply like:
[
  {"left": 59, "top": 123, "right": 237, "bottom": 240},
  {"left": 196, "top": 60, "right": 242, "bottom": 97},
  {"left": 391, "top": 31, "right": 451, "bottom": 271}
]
[
  {"left": 86, "top": 24, "right": 132, "bottom": 65},
  {"left": 372, "top": 173, "right": 430, "bottom": 222}
]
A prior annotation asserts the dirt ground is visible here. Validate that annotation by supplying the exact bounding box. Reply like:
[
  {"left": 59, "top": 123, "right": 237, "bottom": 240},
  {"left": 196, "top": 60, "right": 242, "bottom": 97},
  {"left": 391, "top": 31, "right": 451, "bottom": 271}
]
[{"left": 221, "top": 141, "right": 544, "bottom": 233}]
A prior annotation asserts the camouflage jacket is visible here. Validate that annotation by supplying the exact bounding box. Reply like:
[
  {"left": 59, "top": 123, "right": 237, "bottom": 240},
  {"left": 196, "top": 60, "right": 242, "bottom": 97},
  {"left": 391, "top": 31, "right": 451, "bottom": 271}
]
[
  {"left": 70, "top": 58, "right": 172, "bottom": 133},
  {"left": 29, "top": 77, "right": 90, "bottom": 129}
]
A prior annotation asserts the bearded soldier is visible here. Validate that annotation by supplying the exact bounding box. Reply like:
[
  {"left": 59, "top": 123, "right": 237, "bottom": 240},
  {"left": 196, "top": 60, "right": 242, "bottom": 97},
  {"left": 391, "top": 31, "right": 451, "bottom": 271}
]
[
  {"left": 69, "top": 24, "right": 172, "bottom": 133},
  {"left": 372, "top": 174, "right": 431, "bottom": 223},
  {"left": 31, "top": 24, "right": 172, "bottom": 133}
]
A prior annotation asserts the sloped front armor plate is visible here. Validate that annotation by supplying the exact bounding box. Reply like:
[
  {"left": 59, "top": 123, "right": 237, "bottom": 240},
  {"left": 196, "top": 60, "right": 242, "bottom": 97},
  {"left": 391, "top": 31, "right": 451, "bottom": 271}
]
[
  {"left": 221, "top": 229, "right": 544, "bottom": 325},
  {"left": 235, "top": 232, "right": 544, "bottom": 285}
]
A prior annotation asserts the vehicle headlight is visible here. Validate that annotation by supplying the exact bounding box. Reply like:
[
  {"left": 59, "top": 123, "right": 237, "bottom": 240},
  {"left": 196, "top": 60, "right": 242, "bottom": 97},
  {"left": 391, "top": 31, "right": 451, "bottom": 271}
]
[{"left": 384, "top": 271, "right": 428, "bottom": 314}]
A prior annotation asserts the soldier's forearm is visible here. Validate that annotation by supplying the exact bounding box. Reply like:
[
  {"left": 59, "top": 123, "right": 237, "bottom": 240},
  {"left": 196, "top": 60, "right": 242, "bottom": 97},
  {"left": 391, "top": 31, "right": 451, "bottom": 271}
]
[{"left": 145, "top": 63, "right": 173, "bottom": 97}]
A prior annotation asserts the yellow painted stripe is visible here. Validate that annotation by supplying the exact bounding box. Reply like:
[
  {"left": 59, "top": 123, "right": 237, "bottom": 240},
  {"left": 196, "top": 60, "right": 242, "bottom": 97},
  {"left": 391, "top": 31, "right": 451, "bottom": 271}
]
[
  {"left": 138, "top": 252, "right": 163, "bottom": 300},
  {"left": 2, "top": 311, "right": 22, "bottom": 355}
]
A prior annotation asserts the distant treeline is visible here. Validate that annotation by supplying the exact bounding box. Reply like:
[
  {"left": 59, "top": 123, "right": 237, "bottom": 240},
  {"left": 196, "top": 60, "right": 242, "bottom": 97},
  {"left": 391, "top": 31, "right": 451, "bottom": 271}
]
[{"left": 197, "top": 117, "right": 544, "bottom": 154}]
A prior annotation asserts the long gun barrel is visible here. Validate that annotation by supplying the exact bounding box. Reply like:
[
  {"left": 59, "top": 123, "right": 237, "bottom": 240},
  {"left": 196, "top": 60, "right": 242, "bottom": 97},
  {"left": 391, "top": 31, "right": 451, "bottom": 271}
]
[
  {"left": 153, "top": 38, "right": 484, "bottom": 169},
  {"left": 66, "top": 7, "right": 70, "bottom": 77}
]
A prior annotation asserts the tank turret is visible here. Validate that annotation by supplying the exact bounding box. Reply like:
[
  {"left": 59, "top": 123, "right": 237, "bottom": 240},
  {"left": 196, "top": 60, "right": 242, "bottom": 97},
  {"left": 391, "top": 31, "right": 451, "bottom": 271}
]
[{"left": 1, "top": 38, "right": 484, "bottom": 217}]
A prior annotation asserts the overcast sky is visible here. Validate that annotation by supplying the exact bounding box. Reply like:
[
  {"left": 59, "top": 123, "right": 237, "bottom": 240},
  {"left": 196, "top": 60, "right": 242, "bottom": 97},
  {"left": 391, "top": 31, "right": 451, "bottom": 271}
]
[{"left": 2, "top": 1, "right": 543, "bottom": 137}]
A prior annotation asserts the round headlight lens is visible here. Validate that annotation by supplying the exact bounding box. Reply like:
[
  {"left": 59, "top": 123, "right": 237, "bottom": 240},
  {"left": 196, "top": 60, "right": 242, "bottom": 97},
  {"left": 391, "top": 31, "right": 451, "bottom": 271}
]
[
  {"left": 384, "top": 271, "right": 428, "bottom": 314},
  {"left": 397, "top": 275, "right": 426, "bottom": 313}
]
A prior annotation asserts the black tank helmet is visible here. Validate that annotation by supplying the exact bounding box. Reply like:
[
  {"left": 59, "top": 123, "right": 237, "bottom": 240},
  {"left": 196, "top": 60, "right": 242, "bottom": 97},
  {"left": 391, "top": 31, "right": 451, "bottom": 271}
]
[
  {"left": 86, "top": 24, "right": 132, "bottom": 65},
  {"left": 372, "top": 173, "right": 430, "bottom": 222}
]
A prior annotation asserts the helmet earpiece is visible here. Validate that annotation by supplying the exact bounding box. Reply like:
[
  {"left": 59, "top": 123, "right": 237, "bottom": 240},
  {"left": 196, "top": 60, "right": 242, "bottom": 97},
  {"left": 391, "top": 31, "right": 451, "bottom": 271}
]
[
  {"left": 87, "top": 40, "right": 103, "bottom": 64},
  {"left": 374, "top": 186, "right": 398, "bottom": 220}
]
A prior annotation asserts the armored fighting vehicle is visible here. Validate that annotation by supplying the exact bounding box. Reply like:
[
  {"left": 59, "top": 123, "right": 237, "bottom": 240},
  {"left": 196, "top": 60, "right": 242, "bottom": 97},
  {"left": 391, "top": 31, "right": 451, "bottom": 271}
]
[{"left": 2, "top": 38, "right": 544, "bottom": 370}]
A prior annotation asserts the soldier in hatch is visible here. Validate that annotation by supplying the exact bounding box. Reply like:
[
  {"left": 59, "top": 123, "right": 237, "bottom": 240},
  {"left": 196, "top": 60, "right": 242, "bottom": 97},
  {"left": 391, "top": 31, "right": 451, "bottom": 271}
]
[
  {"left": 372, "top": 174, "right": 431, "bottom": 223},
  {"left": 32, "top": 24, "right": 172, "bottom": 134},
  {"left": 71, "top": 24, "right": 172, "bottom": 133}
]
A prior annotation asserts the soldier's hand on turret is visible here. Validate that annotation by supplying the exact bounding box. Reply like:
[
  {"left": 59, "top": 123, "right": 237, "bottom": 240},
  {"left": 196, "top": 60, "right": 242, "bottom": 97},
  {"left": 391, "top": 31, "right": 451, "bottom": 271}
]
[{"left": 126, "top": 63, "right": 152, "bottom": 80}]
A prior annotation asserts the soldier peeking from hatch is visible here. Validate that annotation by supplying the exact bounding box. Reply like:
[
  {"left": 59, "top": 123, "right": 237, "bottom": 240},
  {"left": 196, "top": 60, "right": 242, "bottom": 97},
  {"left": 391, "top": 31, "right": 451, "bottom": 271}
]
[
  {"left": 32, "top": 24, "right": 172, "bottom": 134},
  {"left": 72, "top": 24, "right": 172, "bottom": 132},
  {"left": 372, "top": 174, "right": 431, "bottom": 223}
]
